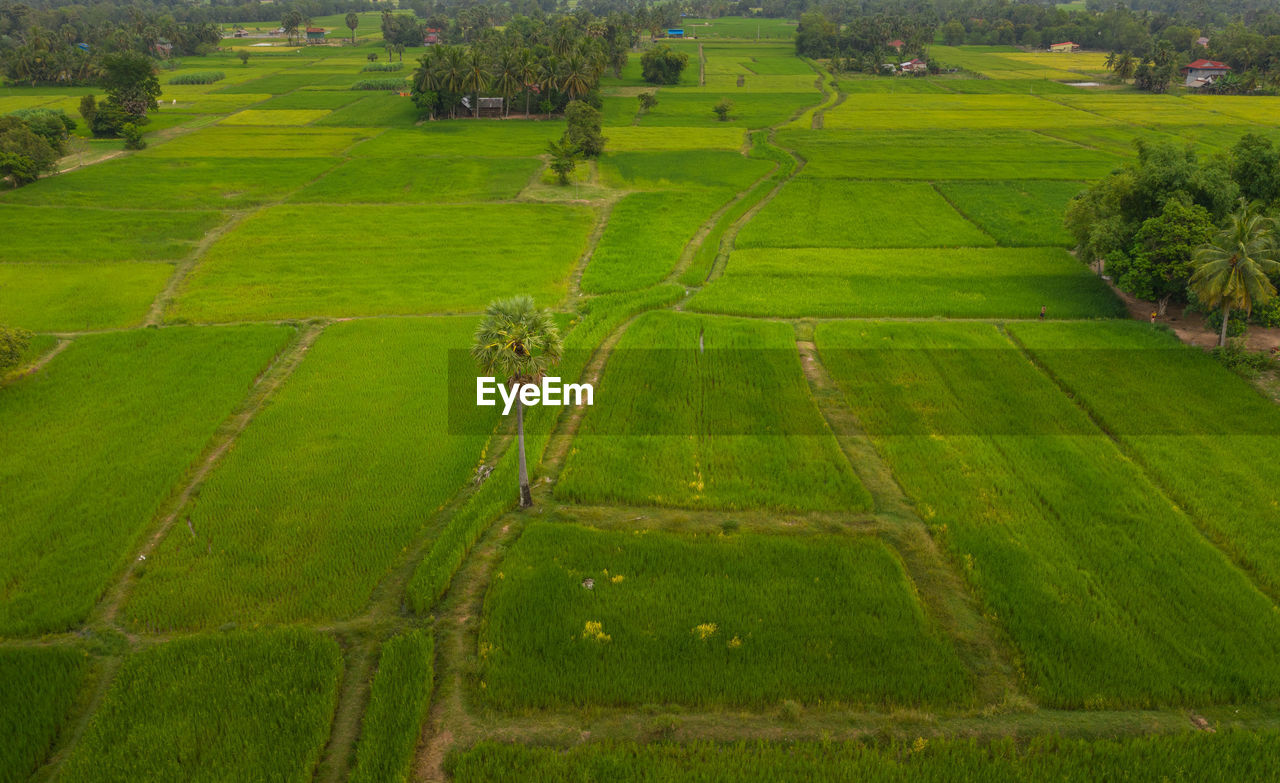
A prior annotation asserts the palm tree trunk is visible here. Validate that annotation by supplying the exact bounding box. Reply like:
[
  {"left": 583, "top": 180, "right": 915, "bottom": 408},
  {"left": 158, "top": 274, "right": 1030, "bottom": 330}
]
[
  {"left": 1219, "top": 303, "right": 1232, "bottom": 347},
  {"left": 516, "top": 392, "right": 532, "bottom": 508}
]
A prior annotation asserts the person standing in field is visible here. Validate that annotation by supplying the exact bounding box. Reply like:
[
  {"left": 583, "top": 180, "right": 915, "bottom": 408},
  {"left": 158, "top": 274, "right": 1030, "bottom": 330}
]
[{"left": 1040, "top": 305, "right": 1046, "bottom": 320}]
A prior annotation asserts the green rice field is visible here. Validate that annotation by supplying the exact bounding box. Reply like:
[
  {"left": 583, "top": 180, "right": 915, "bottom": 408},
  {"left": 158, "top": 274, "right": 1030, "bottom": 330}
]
[{"left": 3, "top": 27, "right": 1280, "bottom": 782}]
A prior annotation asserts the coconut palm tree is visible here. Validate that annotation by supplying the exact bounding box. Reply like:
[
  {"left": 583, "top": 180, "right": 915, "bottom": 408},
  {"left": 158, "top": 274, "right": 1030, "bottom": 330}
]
[
  {"left": 559, "top": 52, "right": 592, "bottom": 100},
  {"left": 472, "top": 296, "right": 562, "bottom": 508},
  {"left": 438, "top": 45, "right": 467, "bottom": 118},
  {"left": 516, "top": 48, "right": 539, "bottom": 117},
  {"left": 462, "top": 46, "right": 491, "bottom": 118},
  {"left": 493, "top": 48, "right": 522, "bottom": 117},
  {"left": 1190, "top": 203, "right": 1280, "bottom": 346}
]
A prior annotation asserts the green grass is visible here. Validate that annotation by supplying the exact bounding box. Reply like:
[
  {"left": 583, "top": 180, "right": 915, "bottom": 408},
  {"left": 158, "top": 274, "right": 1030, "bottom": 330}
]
[
  {"left": 0, "top": 206, "right": 224, "bottom": 262},
  {"left": 580, "top": 189, "right": 732, "bottom": 293},
  {"left": 0, "top": 262, "right": 171, "bottom": 331},
  {"left": 635, "top": 93, "right": 819, "bottom": 128},
  {"left": 169, "top": 203, "right": 594, "bottom": 322},
  {"left": 1008, "top": 320, "right": 1280, "bottom": 599},
  {"left": 0, "top": 326, "right": 291, "bottom": 636},
  {"left": 313, "top": 94, "right": 420, "bottom": 126},
  {"left": 815, "top": 321, "right": 1280, "bottom": 708},
  {"left": 603, "top": 126, "right": 746, "bottom": 152},
  {"left": 480, "top": 522, "right": 970, "bottom": 709},
  {"left": 125, "top": 319, "right": 489, "bottom": 630},
  {"left": 678, "top": 17, "right": 797, "bottom": 40},
  {"left": 935, "top": 181, "right": 1082, "bottom": 247},
  {"left": 253, "top": 90, "right": 366, "bottom": 110},
  {"left": 60, "top": 630, "right": 341, "bottom": 782},
  {"left": 599, "top": 150, "right": 773, "bottom": 191},
  {"left": 0, "top": 157, "right": 336, "bottom": 209},
  {"left": 351, "top": 123, "right": 565, "bottom": 158},
  {"left": 688, "top": 247, "right": 1122, "bottom": 319},
  {"left": 292, "top": 156, "right": 539, "bottom": 203},
  {"left": 0, "top": 647, "right": 88, "bottom": 783},
  {"left": 779, "top": 130, "right": 1121, "bottom": 180},
  {"left": 350, "top": 631, "right": 435, "bottom": 783},
  {"left": 448, "top": 733, "right": 1280, "bottom": 781},
  {"left": 556, "top": 311, "right": 870, "bottom": 512},
  {"left": 735, "top": 180, "right": 995, "bottom": 249},
  {"left": 821, "top": 94, "right": 1108, "bottom": 131},
  {"left": 220, "top": 108, "right": 330, "bottom": 125},
  {"left": 148, "top": 127, "right": 370, "bottom": 157}
]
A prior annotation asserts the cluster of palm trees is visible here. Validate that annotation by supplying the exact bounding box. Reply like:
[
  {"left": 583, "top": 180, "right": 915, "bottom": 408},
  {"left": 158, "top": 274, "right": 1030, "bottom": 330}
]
[
  {"left": 2, "top": 11, "right": 219, "bottom": 86},
  {"left": 412, "top": 30, "right": 614, "bottom": 119}
]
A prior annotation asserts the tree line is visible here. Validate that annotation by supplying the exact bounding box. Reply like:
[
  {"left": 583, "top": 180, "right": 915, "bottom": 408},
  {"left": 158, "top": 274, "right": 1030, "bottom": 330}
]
[{"left": 1067, "top": 136, "right": 1280, "bottom": 344}]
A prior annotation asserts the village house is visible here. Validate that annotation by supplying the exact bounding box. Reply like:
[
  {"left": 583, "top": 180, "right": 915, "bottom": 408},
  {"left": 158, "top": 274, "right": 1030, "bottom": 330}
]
[
  {"left": 889, "top": 39, "right": 904, "bottom": 52},
  {"left": 305, "top": 27, "right": 327, "bottom": 43},
  {"left": 1049, "top": 41, "right": 1080, "bottom": 53},
  {"left": 899, "top": 58, "right": 928, "bottom": 74},
  {"left": 1182, "top": 59, "right": 1231, "bottom": 88}
]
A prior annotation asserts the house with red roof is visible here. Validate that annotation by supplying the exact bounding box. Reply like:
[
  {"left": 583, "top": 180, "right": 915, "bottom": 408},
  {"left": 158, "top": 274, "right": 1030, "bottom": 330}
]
[
  {"left": 1182, "top": 59, "right": 1230, "bottom": 88},
  {"left": 888, "top": 39, "right": 904, "bottom": 51},
  {"left": 1049, "top": 41, "right": 1080, "bottom": 52}
]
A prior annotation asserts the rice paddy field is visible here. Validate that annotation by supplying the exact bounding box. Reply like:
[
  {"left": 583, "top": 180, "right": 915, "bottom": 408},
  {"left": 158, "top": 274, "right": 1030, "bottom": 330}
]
[{"left": 3, "top": 27, "right": 1280, "bottom": 783}]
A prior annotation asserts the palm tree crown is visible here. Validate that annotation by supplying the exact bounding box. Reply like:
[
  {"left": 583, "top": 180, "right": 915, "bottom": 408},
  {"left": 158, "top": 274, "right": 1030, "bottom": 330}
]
[
  {"left": 472, "top": 296, "right": 562, "bottom": 386},
  {"left": 1190, "top": 203, "right": 1280, "bottom": 345}
]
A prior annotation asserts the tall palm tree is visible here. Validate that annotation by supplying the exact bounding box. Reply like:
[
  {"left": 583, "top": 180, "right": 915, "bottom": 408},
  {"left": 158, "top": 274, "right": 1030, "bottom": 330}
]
[
  {"left": 1114, "top": 52, "right": 1136, "bottom": 81},
  {"left": 346, "top": 12, "right": 358, "bottom": 44},
  {"left": 438, "top": 45, "right": 467, "bottom": 118},
  {"left": 472, "top": 296, "right": 563, "bottom": 508},
  {"left": 1104, "top": 51, "right": 1117, "bottom": 70},
  {"left": 462, "top": 46, "right": 491, "bottom": 119},
  {"left": 516, "top": 48, "right": 539, "bottom": 117},
  {"left": 559, "top": 52, "right": 592, "bottom": 100},
  {"left": 1190, "top": 204, "right": 1280, "bottom": 346},
  {"left": 493, "top": 48, "right": 522, "bottom": 117}
]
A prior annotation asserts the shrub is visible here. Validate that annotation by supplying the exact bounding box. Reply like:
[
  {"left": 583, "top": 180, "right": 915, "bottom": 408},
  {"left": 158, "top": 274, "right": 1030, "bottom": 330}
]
[
  {"left": 1211, "top": 339, "right": 1278, "bottom": 379},
  {"left": 713, "top": 98, "right": 733, "bottom": 121},
  {"left": 122, "top": 123, "right": 146, "bottom": 150},
  {"left": 168, "top": 71, "right": 225, "bottom": 85},
  {"left": 641, "top": 44, "right": 689, "bottom": 85},
  {"left": 351, "top": 78, "right": 408, "bottom": 91}
]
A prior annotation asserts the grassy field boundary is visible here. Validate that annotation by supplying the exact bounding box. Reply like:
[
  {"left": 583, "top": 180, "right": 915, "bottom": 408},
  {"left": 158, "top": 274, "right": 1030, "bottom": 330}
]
[
  {"left": 87, "top": 321, "right": 324, "bottom": 628},
  {"left": 796, "top": 336, "right": 1022, "bottom": 708}
]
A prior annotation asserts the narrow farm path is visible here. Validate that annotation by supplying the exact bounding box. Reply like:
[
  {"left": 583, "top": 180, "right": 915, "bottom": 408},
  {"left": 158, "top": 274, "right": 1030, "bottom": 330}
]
[
  {"left": 88, "top": 321, "right": 327, "bottom": 629},
  {"left": 698, "top": 43, "right": 706, "bottom": 86},
  {"left": 2, "top": 337, "right": 70, "bottom": 385},
  {"left": 314, "top": 633, "right": 379, "bottom": 783},
  {"left": 704, "top": 131, "right": 802, "bottom": 283},
  {"left": 795, "top": 336, "right": 1022, "bottom": 708},
  {"left": 29, "top": 653, "right": 126, "bottom": 783}
]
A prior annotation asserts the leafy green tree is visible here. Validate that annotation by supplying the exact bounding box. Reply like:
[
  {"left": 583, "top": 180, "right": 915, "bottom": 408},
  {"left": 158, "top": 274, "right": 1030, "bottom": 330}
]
[
  {"left": 346, "top": 12, "right": 359, "bottom": 43},
  {"left": 640, "top": 44, "right": 688, "bottom": 85},
  {"left": 547, "top": 137, "right": 580, "bottom": 185},
  {"left": 942, "top": 19, "right": 966, "bottom": 46},
  {"left": 282, "top": 9, "right": 304, "bottom": 44},
  {"left": 100, "top": 51, "right": 161, "bottom": 118},
  {"left": 0, "top": 115, "right": 57, "bottom": 186},
  {"left": 712, "top": 98, "right": 733, "bottom": 122},
  {"left": 1190, "top": 204, "right": 1280, "bottom": 346},
  {"left": 0, "top": 325, "right": 32, "bottom": 371},
  {"left": 238, "top": 51, "right": 251, "bottom": 66},
  {"left": 471, "top": 296, "right": 563, "bottom": 508},
  {"left": 563, "top": 100, "right": 604, "bottom": 158},
  {"left": 8, "top": 108, "right": 74, "bottom": 155},
  {"left": 1230, "top": 134, "right": 1280, "bottom": 206},
  {"left": 1108, "top": 198, "right": 1215, "bottom": 314},
  {"left": 637, "top": 91, "right": 657, "bottom": 114}
]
